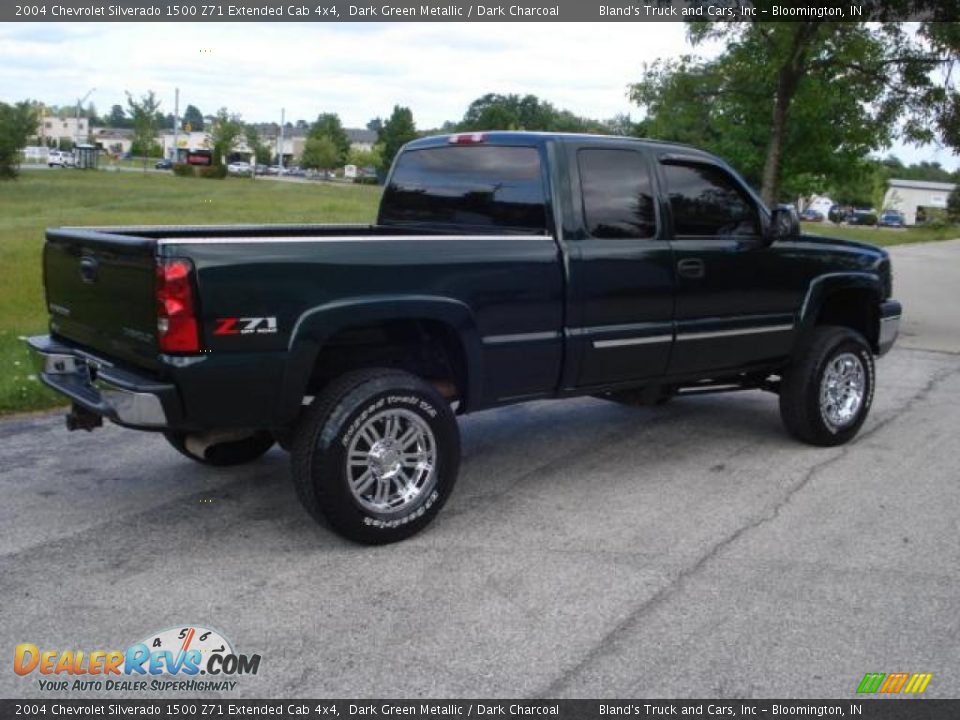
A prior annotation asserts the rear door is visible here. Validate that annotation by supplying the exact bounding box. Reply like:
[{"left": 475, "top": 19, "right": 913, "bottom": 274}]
[
  {"left": 44, "top": 230, "right": 159, "bottom": 368},
  {"left": 566, "top": 144, "right": 675, "bottom": 387}
]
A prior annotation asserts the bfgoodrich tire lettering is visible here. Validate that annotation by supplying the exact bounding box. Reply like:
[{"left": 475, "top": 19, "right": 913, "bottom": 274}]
[
  {"left": 291, "top": 368, "right": 460, "bottom": 544},
  {"left": 779, "top": 325, "right": 875, "bottom": 447}
]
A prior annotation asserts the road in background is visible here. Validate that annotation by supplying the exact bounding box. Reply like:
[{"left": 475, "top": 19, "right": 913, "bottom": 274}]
[{"left": 1, "top": 241, "right": 958, "bottom": 698}]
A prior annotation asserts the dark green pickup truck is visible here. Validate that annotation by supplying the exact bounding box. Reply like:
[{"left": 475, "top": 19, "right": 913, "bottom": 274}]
[{"left": 28, "top": 131, "right": 901, "bottom": 543}]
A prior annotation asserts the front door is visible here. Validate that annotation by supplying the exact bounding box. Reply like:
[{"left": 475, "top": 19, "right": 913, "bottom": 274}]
[{"left": 659, "top": 159, "right": 797, "bottom": 376}]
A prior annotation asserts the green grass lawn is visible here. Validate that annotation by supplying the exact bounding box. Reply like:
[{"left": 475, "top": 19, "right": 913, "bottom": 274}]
[
  {"left": 801, "top": 221, "right": 960, "bottom": 246},
  {"left": 0, "top": 170, "right": 381, "bottom": 414}
]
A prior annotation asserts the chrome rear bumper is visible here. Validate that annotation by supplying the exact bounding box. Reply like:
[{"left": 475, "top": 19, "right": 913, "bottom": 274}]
[{"left": 26, "top": 335, "right": 175, "bottom": 428}]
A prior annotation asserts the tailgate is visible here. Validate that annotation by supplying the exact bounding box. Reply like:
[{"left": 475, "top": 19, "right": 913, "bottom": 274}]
[{"left": 44, "top": 229, "right": 159, "bottom": 368}]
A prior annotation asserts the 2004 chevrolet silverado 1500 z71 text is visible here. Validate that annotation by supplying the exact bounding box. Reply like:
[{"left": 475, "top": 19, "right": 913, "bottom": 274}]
[{"left": 28, "top": 132, "right": 901, "bottom": 543}]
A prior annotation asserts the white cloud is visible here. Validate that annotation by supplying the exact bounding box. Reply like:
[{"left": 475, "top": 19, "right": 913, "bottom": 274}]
[{"left": 0, "top": 22, "right": 689, "bottom": 127}]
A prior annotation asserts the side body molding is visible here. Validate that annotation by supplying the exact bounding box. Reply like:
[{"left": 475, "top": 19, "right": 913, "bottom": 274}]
[{"left": 277, "top": 295, "right": 483, "bottom": 423}]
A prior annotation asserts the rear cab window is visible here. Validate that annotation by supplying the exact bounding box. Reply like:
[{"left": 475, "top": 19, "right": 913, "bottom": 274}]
[
  {"left": 379, "top": 145, "right": 547, "bottom": 233},
  {"left": 578, "top": 148, "right": 657, "bottom": 239}
]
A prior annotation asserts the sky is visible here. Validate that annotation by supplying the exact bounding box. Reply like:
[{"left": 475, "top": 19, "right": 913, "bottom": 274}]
[{"left": 1, "top": 21, "right": 957, "bottom": 170}]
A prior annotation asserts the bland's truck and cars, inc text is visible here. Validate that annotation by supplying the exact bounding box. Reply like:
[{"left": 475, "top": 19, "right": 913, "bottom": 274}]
[{"left": 27, "top": 131, "right": 901, "bottom": 543}]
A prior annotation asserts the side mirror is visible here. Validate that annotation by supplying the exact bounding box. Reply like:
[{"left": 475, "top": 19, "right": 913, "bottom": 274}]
[{"left": 766, "top": 204, "right": 800, "bottom": 244}]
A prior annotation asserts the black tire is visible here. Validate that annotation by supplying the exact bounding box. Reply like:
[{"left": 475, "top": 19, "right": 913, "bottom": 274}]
[
  {"left": 164, "top": 430, "right": 275, "bottom": 466},
  {"left": 779, "top": 325, "right": 875, "bottom": 446},
  {"left": 291, "top": 368, "right": 460, "bottom": 544}
]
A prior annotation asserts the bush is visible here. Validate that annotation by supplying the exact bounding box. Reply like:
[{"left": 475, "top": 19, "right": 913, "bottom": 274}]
[
  {"left": 172, "top": 163, "right": 194, "bottom": 177},
  {"left": 352, "top": 176, "right": 379, "bottom": 185},
  {"left": 198, "top": 164, "right": 227, "bottom": 179}
]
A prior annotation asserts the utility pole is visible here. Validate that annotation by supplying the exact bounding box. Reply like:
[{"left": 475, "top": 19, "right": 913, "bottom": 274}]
[
  {"left": 278, "top": 107, "right": 285, "bottom": 174},
  {"left": 173, "top": 87, "right": 180, "bottom": 162},
  {"left": 75, "top": 87, "right": 95, "bottom": 147}
]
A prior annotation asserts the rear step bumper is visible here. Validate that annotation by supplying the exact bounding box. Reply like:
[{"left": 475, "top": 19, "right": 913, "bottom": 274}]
[{"left": 26, "top": 335, "right": 178, "bottom": 429}]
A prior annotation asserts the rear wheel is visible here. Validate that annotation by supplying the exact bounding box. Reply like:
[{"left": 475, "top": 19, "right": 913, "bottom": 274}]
[
  {"left": 163, "top": 430, "right": 275, "bottom": 466},
  {"left": 779, "top": 326, "right": 875, "bottom": 446},
  {"left": 291, "top": 368, "right": 460, "bottom": 544}
]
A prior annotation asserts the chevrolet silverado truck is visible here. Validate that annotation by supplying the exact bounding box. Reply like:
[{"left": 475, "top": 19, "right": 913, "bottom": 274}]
[{"left": 28, "top": 131, "right": 901, "bottom": 544}]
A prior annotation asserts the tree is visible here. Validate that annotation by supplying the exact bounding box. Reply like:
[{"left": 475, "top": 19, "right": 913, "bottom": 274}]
[
  {"left": 126, "top": 91, "right": 161, "bottom": 171},
  {"left": 377, "top": 105, "right": 417, "bottom": 171},
  {"left": 0, "top": 101, "right": 38, "bottom": 180},
  {"left": 182, "top": 104, "right": 204, "bottom": 132},
  {"left": 209, "top": 108, "right": 244, "bottom": 165},
  {"left": 347, "top": 145, "right": 382, "bottom": 170},
  {"left": 948, "top": 186, "right": 960, "bottom": 224},
  {"left": 630, "top": 21, "right": 960, "bottom": 204},
  {"left": 307, "top": 113, "right": 350, "bottom": 167},
  {"left": 244, "top": 124, "right": 271, "bottom": 166},
  {"left": 300, "top": 136, "right": 340, "bottom": 172},
  {"left": 107, "top": 104, "right": 127, "bottom": 128},
  {"left": 458, "top": 93, "right": 604, "bottom": 133},
  {"left": 366, "top": 117, "right": 383, "bottom": 133}
]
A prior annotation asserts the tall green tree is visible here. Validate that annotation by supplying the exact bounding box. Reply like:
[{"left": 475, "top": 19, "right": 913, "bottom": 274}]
[
  {"left": 630, "top": 21, "right": 960, "bottom": 204},
  {"left": 107, "top": 104, "right": 128, "bottom": 128},
  {"left": 308, "top": 113, "right": 350, "bottom": 166},
  {"left": 300, "top": 136, "right": 340, "bottom": 172},
  {"left": 210, "top": 108, "right": 244, "bottom": 165},
  {"left": 126, "top": 91, "right": 161, "bottom": 172},
  {"left": 377, "top": 105, "right": 417, "bottom": 171},
  {"left": 182, "top": 104, "right": 204, "bottom": 132},
  {"left": 244, "top": 125, "right": 271, "bottom": 166},
  {"left": 458, "top": 93, "right": 604, "bottom": 133},
  {"left": 0, "top": 101, "right": 38, "bottom": 180}
]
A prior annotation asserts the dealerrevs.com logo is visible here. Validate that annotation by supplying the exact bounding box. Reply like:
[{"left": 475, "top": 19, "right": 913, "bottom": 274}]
[{"left": 14, "top": 626, "right": 261, "bottom": 693}]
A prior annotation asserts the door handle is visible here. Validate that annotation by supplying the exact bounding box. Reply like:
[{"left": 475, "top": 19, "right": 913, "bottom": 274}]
[{"left": 677, "top": 258, "right": 705, "bottom": 279}]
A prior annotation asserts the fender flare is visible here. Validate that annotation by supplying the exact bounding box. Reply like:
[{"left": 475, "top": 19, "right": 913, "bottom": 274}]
[
  {"left": 796, "top": 272, "right": 883, "bottom": 348},
  {"left": 276, "top": 295, "right": 483, "bottom": 424}
]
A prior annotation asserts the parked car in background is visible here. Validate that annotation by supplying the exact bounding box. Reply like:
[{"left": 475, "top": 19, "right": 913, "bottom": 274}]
[
  {"left": 845, "top": 210, "right": 878, "bottom": 226},
  {"left": 799, "top": 209, "right": 824, "bottom": 222},
  {"left": 227, "top": 162, "right": 252, "bottom": 176},
  {"left": 878, "top": 211, "right": 905, "bottom": 228},
  {"left": 47, "top": 151, "right": 75, "bottom": 168},
  {"left": 155, "top": 159, "right": 174, "bottom": 170}
]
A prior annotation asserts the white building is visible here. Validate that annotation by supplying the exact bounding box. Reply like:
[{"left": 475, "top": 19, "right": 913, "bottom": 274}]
[
  {"left": 883, "top": 178, "right": 957, "bottom": 226},
  {"left": 37, "top": 116, "right": 90, "bottom": 146}
]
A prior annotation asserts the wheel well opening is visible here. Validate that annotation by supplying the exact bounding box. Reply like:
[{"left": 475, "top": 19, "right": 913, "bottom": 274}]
[
  {"left": 815, "top": 289, "right": 878, "bottom": 349},
  {"left": 306, "top": 319, "right": 468, "bottom": 407}
]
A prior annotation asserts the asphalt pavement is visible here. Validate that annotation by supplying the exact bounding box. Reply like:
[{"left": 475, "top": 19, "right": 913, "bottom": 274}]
[{"left": 1, "top": 240, "right": 959, "bottom": 699}]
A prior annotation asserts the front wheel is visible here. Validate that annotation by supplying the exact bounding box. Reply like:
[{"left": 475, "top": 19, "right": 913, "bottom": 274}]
[
  {"left": 291, "top": 368, "right": 460, "bottom": 544},
  {"left": 779, "top": 326, "right": 875, "bottom": 446}
]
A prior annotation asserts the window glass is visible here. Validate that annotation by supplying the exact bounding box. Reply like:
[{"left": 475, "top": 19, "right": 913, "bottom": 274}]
[
  {"left": 663, "top": 163, "right": 760, "bottom": 237},
  {"left": 578, "top": 149, "right": 656, "bottom": 239},
  {"left": 379, "top": 145, "right": 546, "bottom": 232}
]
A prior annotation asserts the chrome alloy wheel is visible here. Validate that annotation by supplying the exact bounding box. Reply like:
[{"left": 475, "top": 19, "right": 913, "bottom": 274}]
[
  {"left": 819, "top": 352, "right": 866, "bottom": 431},
  {"left": 345, "top": 408, "right": 437, "bottom": 515}
]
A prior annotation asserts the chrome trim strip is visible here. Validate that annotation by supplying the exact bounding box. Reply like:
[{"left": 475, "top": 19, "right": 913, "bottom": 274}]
[
  {"left": 677, "top": 324, "right": 794, "bottom": 341},
  {"left": 593, "top": 335, "right": 673, "bottom": 349},
  {"left": 158, "top": 235, "right": 550, "bottom": 246},
  {"left": 483, "top": 331, "right": 560, "bottom": 346},
  {"left": 880, "top": 315, "right": 902, "bottom": 322}
]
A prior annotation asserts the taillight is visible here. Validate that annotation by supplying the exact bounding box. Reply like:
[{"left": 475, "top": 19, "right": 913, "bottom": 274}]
[
  {"left": 156, "top": 258, "right": 200, "bottom": 353},
  {"left": 448, "top": 132, "right": 486, "bottom": 144}
]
